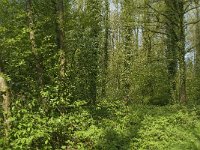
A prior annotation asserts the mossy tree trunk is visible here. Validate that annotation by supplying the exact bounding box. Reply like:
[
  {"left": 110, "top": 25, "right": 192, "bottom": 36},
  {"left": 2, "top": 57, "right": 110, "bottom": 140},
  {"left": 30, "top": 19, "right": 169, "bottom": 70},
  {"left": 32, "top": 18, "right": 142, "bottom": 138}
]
[
  {"left": 122, "top": 0, "right": 133, "bottom": 103},
  {"left": 101, "top": 0, "right": 109, "bottom": 98},
  {"left": 177, "top": 0, "right": 186, "bottom": 104},
  {"left": 194, "top": 0, "right": 200, "bottom": 103},
  {"left": 27, "top": 0, "right": 45, "bottom": 106},
  {"left": 0, "top": 74, "right": 11, "bottom": 143},
  {"left": 165, "top": 0, "right": 186, "bottom": 103}
]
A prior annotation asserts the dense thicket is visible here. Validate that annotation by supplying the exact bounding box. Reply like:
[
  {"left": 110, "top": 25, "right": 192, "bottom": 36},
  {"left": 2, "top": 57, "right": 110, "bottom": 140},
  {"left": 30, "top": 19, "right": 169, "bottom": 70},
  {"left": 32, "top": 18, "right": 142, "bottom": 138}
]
[{"left": 1, "top": 0, "right": 200, "bottom": 149}]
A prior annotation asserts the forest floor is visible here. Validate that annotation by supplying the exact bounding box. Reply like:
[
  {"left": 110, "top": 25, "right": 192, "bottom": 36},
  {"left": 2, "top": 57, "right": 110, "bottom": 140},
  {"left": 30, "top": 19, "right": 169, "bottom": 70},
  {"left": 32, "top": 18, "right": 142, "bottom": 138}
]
[
  {"left": 87, "top": 102, "right": 200, "bottom": 149},
  {"left": 2, "top": 101, "right": 200, "bottom": 149}
]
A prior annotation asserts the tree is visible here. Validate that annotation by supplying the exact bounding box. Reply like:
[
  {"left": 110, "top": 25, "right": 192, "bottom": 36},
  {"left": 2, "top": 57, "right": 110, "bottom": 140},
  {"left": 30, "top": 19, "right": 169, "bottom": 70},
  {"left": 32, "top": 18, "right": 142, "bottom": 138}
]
[
  {"left": 54, "top": 0, "right": 65, "bottom": 79},
  {"left": 101, "top": 0, "right": 109, "bottom": 98},
  {"left": 177, "top": 0, "right": 186, "bottom": 103},
  {"left": 72, "top": 0, "right": 102, "bottom": 104},
  {"left": 86, "top": 0, "right": 101, "bottom": 104},
  {"left": 121, "top": 0, "right": 134, "bottom": 102},
  {"left": 0, "top": 73, "right": 10, "bottom": 144},
  {"left": 165, "top": 0, "right": 186, "bottom": 103},
  {"left": 26, "top": 0, "right": 45, "bottom": 106},
  {"left": 194, "top": 0, "right": 200, "bottom": 103},
  {"left": 165, "top": 0, "right": 179, "bottom": 102}
]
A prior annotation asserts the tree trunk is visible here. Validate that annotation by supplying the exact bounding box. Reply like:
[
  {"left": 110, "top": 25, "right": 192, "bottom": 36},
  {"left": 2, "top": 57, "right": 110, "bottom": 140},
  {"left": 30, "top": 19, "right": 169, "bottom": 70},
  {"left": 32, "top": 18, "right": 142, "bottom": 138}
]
[
  {"left": 178, "top": 0, "right": 186, "bottom": 103},
  {"left": 195, "top": 0, "right": 200, "bottom": 71},
  {"left": 194, "top": 0, "right": 200, "bottom": 103},
  {"left": 165, "top": 0, "right": 186, "bottom": 103},
  {"left": 27, "top": 0, "right": 43, "bottom": 87},
  {"left": 52, "top": 0, "right": 66, "bottom": 103},
  {"left": 143, "top": 0, "right": 154, "bottom": 101},
  {"left": 86, "top": 0, "right": 101, "bottom": 105},
  {"left": 102, "top": 0, "right": 109, "bottom": 98},
  {"left": 122, "top": 0, "right": 133, "bottom": 103},
  {"left": 27, "top": 0, "right": 45, "bottom": 108},
  {"left": 0, "top": 74, "right": 11, "bottom": 143},
  {"left": 165, "top": 0, "right": 179, "bottom": 103},
  {"left": 55, "top": 0, "right": 65, "bottom": 78}
]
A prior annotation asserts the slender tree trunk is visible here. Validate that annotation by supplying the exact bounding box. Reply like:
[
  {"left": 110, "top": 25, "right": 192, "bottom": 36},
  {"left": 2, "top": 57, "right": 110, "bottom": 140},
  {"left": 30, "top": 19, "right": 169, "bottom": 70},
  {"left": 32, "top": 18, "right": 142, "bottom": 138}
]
[
  {"left": 194, "top": 0, "right": 200, "bottom": 103},
  {"left": 122, "top": 0, "right": 133, "bottom": 103},
  {"left": 123, "top": 27, "right": 132, "bottom": 103},
  {"left": 86, "top": 0, "right": 101, "bottom": 105},
  {"left": 179, "top": 36, "right": 186, "bottom": 103},
  {"left": 178, "top": 0, "right": 186, "bottom": 103},
  {"left": 135, "top": 27, "right": 139, "bottom": 53},
  {"left": 0, "top": 74, "right": 10, "bottom": 143},
  {"left": 27, "top": 0, "right": 43, "bottom": 87},
  {"left": 102, "top": 0, "right": 109, "bottom": 97},
  {"left": 53, "top": 0, "right": 66, "bottom": 103},
  {"left": 143, "top": 0, "right": 151, "bottom": 61},
  {"left": 195, "top": 0, "right": 200, "bottom": 70},
  {"left": 143, "top": 0, "right": 154, "bottom": 100},
  {"left": 27, "top": 0, "right": 46, "bottom": 109},
  {"left": 54, "top": 0, "right": 65, "bottom": 78}
]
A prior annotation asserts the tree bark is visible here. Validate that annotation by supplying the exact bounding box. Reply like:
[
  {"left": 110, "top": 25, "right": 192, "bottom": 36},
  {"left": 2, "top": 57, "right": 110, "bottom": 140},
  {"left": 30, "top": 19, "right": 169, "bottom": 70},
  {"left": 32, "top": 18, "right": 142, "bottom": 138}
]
[
  {"left": 55, "top": 0, "right": 65, "bottom": 78},
  {"left": 178, "top": 0, "right": 187, "bottom": 103},
  {"left": 194, "top": 0, "right": 200, "bottom": 103},
  {"left": 194, "top": 0, "right": 200, "bottom": 71},
  {"left": 143, "top": 0, "right": 154, "bottom": 101},
  {"left": 165, "top": 0, "right": 178, "bottom": 102},
  {"left": 122, "top": 0, "right": 133, "bottom": 103},
  {"left": 0, "top": 74, "right": 11, "bottom": 142},
  {"left": 27, "top": 0, "right": 45, "bottom": 108},
  {"left": 27, "top": 0, "right": 43, "bottom": 87},
  {"left": 102, "top": 0, "right": 109, "bottom": 98},
  {"left": 86, "top": 0, "right": 101, "bottom": 105},
  {"left": 165, "top": 0, "right": 186, "bottom": 103}
]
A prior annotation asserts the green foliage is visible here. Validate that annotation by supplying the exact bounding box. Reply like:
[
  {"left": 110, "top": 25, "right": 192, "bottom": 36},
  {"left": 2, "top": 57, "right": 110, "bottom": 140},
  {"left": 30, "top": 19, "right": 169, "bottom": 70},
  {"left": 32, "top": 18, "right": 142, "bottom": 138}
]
[
  {"left": 9, "top": 102, "right": 95, "bottom": 149},
  {"left": 134, "top": 109, "right": 200, "bottom": 149},
  {"left": 1, "top": 0, "right": 200, "bottom": 149},
  {"left": 1, "top": 98, "right": 200, "bottom": 150}
]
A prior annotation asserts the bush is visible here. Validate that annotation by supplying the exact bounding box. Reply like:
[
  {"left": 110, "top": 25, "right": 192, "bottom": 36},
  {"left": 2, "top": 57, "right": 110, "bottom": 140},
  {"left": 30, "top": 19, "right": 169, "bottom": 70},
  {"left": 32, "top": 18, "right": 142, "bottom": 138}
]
[
  {"left": 133, "top": 109, "right": 200, "bottom": 150},
  {"left": 2, "top": 100, "right": 200, "bottom": 150}
]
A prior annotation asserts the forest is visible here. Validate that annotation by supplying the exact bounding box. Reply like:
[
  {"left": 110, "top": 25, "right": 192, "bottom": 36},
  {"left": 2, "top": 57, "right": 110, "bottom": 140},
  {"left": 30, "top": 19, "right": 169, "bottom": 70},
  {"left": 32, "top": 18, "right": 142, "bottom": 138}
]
[{"left": 1, "top": 0, "right": 200, "bottom": 149}]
